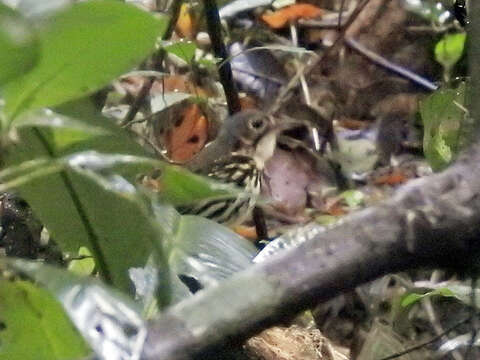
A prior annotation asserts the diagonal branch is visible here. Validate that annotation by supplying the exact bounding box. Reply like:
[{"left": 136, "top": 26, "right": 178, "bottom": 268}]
[{"left": 141, "top": 141, "right": 480, "bottom": 360}]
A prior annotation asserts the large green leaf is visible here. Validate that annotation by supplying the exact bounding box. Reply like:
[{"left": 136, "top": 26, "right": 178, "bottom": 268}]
[
  {"left": 0, "top": 279, "right": 91, "bottom": 360},
  {"left": 4, "top": 258, "right": 146, "bottom": 360},
  {"left": 0, "top": 3, "right": 39, "bottom": 85},
  {"left": 6, "top": 152, "right": 167, "bottom": 294},
  {"left": 3, "top": 109, "right": 168, "bottom": 293},
  {"left": 3, "top": 0, "right": 168, "bottom": 119},
  {"left": 158, "top": 164, "right": 241, "bottom": 206},
  {"left": 155, "top": 204, "right": 257, "bottom": 290},
  {"left": 129, "top": 204, "right": 257, "bottom": 314}
]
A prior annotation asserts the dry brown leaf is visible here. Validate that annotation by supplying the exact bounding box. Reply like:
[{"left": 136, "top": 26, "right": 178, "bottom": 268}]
[
  {"left": 165, "top": 103, "right": 209, "bottom": 163},
  {"left": 262, "top": 4, "right": 323, "bottom": 29},
  {"left": 373, "top": 170, "right": 409, "bottom": 185}
]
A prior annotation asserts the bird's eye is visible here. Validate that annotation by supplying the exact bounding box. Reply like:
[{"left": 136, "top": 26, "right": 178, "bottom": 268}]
[{"left": 248, "top": 118, "right": 266, "bottom": 131}]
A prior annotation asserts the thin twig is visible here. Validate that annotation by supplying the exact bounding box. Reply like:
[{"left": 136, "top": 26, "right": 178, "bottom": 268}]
[
  {"left": 204, "top": 0, "right": 241, "bottom": 115},
  {"left": 421, "top": 271, "right": 463, "bottom": 360},
  {"left": 120, "top": 0, "right": 184, "bottom": 127},
  {"left": 338, "top": 0, "right": 347, "bottom": 29},
  {"left": 345, "top": 37, "right": 438, "bottom": 91},
  {"left": 379, "top": 315, "right": 477, "bottom": 360},
  {"left": 288, "top": 22, "right": 321, "bottom": 151},
  {"left": 268, "top": 0, "right": 375, "bottom": 116}
]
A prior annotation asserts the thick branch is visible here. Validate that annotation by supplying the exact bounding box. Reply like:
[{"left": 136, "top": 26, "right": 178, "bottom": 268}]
[{"left": 142, "top": 143, "right": 480, "bottom": 360}]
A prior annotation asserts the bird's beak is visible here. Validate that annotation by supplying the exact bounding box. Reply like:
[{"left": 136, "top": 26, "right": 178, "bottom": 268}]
[{"left": 253, "top": 116, "right": 302, "bottom": 169}]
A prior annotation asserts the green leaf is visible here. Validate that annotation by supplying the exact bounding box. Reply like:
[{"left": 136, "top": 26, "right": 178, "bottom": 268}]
[
  {"left": 400, "top": 293, "right": 423, "bottom": 308},
  {"left": 157, "top": 164, "right": 240, "bottom": 206},
  {"left": 420, "top": 83, "right": 466, "bottom": 170},
  {"left": 340, "top": 189, "right": 364, "bottom": 208},
  {"left": 0, "top": 279, "right": 90, "bottom": 360},
  {"left": 130, "top": 204, "right": 257, "bottom": 313},
  {"left": 4, "top": 0, "right": 168, "bottom": 119},
  {"left": 10, "top": 109, "right": 109, "bottom": 150},
  {"left": 435, "top": 32, "right": 466, "bottom": 70},
  {"left": 163, "top": 40, "right": 197, "bottom": 63},
  {"left": 68, "top": 246, "right": 95, "bottom": 276},
  {"left": 147, "top": 204, "right": 256, "bottom": 307},
  {"left": 3, "top": 110, "right": 170, "bottom": 294},
  {"left": 6, "top": 151, "right": 167, "bottom": 294},
  {"left": 0, "top": 3, "right": 39, "bottom": 85},
  {"left": 4, "top": 259, "right": 145, "bottom": 360},
  {"left": 163, "top": 209, "right": 257, "bottom": 288},
  {"left": 401, "top": 288, "right": 456, "bottom": 308}
]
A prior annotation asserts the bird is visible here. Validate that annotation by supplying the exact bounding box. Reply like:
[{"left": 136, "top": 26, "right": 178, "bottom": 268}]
[{"left": 179, "top": 110, "right": 281, "bottom": 226}]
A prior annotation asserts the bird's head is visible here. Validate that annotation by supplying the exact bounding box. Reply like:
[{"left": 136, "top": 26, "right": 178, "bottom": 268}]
[
  {"left": 186, "top": 110, "right": 300, "bottom": 172},
  {"left": 220, "top": 110, "right": 274, "bottom": 149}
]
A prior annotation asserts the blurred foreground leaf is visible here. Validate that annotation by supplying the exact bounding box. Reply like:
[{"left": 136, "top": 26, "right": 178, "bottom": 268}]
[
  {"left": 4, "top": 258, "right": 145, "bottom": 360},
  {"left": 3, "top": 0, "right": 168, "bottom": 119},
  {"left": 131, "top": 205, "right": 257, "bottom": 315},
  {"left": 0, "top": 3, "right": 39, "bottom": 85},
  {"left": 4, "top": 109, "right": 169, "bottom": 295},
  {"left": 0, "top": 278, "right": 90, "bottom": 360}
]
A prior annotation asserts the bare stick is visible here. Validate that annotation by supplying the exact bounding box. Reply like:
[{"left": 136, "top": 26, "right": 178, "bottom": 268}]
[
  {"left": 120, "top": 0, "right": 184, "bottom": 127},
  {"left": 204, "top": 0, "right": 241, "bottom": 115}
]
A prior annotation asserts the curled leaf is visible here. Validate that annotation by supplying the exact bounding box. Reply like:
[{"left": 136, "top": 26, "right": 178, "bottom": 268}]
[{"left": 261, "top": 4, "right": 323, "bottom": 29}]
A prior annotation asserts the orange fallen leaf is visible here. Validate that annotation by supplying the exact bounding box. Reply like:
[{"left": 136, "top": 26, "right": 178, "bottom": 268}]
[
  {"left": 176, "top": 3, "right": 196, "bottom": 39},
  {"left": 232, "top": 225, "right": 258, "bottom": 241},
  {"left": 165, "top": 103, "right": 209, "bottom": 163},
  {"left": 262, "top": 4, "right": 323, "bottom": 29},
  {"left": 374, "top": 170, "right": 409, "bottom": 185},
  {"left": 151, "top": 75, "right": 212, "bottom": 98}
]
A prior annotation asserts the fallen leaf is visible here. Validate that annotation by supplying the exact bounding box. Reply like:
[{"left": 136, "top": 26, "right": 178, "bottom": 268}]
[
  {"left": 374, "top": 170, "right": 409, "bottom": 185},
  {"left": 338, "top": 117, "right": 368, "bottom": 130},
  {"left": 232, "top": 225, "right": 258, "bottom": 241},
  {"left": 262, "top": 4, "right": 323, "bottom": 29},
  {"left": 165, "top": 103, "right": 209, "bottom": 163},
  {"left": 151, "top": 75, "right": 212, "bottom": 98},
  {"left": 176, "top": 3, "right": 196, "bottom": 39}
]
